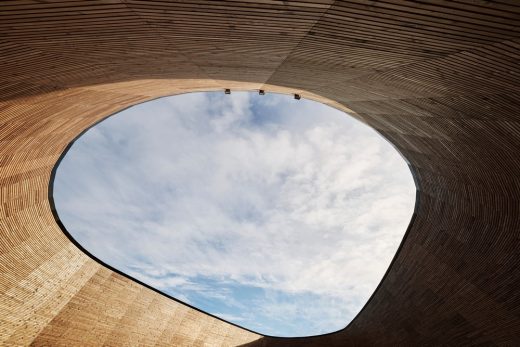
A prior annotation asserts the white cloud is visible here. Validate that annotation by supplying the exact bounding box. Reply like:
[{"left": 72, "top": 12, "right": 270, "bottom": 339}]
[{"left": 53, "top": 91, "right": 416, "bottom": 336}]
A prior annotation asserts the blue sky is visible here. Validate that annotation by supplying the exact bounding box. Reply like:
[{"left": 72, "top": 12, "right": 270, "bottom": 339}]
[{"left": 53, "top": 92, "right": 415, "bottom": 337}]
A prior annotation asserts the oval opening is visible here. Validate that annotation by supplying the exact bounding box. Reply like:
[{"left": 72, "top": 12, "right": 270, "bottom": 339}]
[{"left": 52, "top": 91, "right": 416, "bottom": 337}]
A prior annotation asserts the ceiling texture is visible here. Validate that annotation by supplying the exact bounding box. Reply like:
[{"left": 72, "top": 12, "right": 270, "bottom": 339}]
[{"left": 1, "top": 1, "right": 519, "bottom": 346}]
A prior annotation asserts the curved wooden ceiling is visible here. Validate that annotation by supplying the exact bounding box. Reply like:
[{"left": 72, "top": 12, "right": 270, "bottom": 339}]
[{"left": 1, "top": 1, "right": 519, "bottom": 346}]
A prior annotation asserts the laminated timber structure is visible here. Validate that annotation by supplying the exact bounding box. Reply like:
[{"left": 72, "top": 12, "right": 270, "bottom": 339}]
[{"left": 1, "top": 1, "right": 520, "bottom": 346}]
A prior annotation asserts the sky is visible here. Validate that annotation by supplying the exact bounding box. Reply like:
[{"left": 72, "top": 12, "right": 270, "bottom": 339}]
[{"left": 53, "top": 91, "right": 416, "bottom": 337}]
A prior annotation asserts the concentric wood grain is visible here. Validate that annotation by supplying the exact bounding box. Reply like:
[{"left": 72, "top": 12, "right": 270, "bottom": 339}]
[{"left": 1, "top": 1, "right": 519, "bottom": 346}]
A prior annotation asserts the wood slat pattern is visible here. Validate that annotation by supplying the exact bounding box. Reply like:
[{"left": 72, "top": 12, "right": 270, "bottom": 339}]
[{"left": 0, "top": 1, "right": 519, "bottom": 346}]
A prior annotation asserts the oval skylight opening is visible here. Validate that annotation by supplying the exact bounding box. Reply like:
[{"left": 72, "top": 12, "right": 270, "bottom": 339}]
[{"left": 52, "top": 91, "right": 416, "bottom": 337}]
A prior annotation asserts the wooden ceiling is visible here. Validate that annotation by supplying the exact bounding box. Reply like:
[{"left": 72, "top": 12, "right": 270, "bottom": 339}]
[{"left": 1, "top": 1, "right": 519, "bottom": 345}]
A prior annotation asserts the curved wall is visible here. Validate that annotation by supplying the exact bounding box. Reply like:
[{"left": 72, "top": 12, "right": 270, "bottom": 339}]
[{"left": 1, "top": 1, "right": 519, "bottom": 346}]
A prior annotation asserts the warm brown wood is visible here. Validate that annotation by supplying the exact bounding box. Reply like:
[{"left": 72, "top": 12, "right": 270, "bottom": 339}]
[{"left": 1, "top": 1, "right": 519, "bottom": 346}]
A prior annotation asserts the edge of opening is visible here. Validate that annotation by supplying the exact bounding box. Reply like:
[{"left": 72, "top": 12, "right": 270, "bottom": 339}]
[{"left": 48, "top": 91, "right": 421, "bottom": 339}]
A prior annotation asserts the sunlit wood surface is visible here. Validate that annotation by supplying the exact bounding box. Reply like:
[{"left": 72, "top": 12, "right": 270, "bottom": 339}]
[{"left": 1, "top": 1, "right": 519, "bottom": 346}]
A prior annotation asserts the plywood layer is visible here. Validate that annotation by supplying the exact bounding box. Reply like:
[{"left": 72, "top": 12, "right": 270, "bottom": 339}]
[{"left": 0, "top": 1, "right": 519, "bottom": 346}]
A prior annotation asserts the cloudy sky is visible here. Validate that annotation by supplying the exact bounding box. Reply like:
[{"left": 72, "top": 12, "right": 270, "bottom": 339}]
[{"left": 53, "top": 91, "right": 415, "bottom": 337}]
